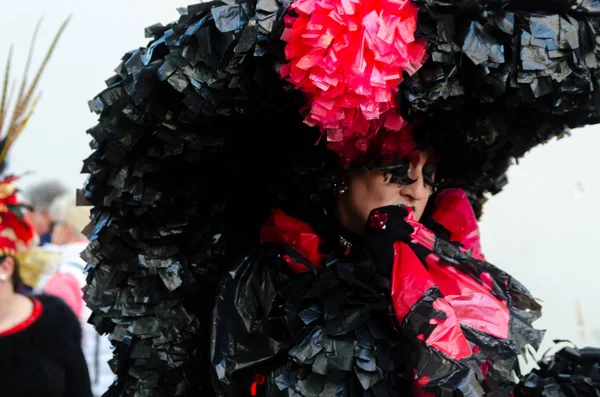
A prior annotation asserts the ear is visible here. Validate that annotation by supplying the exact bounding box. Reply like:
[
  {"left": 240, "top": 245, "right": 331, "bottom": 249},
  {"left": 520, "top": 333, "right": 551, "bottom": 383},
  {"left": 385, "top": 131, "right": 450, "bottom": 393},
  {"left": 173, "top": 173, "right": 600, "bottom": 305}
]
[{"left": 0, "top": 256, "right": 15, "bottom": 280}]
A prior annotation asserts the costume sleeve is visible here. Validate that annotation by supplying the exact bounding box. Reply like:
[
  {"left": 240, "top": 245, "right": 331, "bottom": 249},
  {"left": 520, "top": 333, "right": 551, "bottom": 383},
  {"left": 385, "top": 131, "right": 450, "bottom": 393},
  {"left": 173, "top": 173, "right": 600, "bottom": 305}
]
[
  {"left": 58, "top": 299, "right": 93, "bottom": 397},
  {"left": 39, "top": 295, "right": 93, "bottom": 397},
  {"left": 363, "top": 204, "right": 543, "bottom": 396},
  {"left": 63, "top": 340, "right": 94, "bottom": 397},
  {"left": 211, "top": 250, "right": 292, "bottom": 397}
]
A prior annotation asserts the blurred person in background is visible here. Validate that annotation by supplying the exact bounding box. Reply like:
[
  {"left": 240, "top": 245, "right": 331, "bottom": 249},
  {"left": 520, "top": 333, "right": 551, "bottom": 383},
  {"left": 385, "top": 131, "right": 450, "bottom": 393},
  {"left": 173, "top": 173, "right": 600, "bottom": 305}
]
[
  {"left": 41, "top": 194, "right": 90, "bottom": 315},
  {"left": 39, "top": 193, "right": 114, "bottom": 397},
  {"left": 0, "top": 15, "right": 92, "bottom": 397},
  {"left": 0, "top": 179, "right": 92, "bottom": 397},
  {"left": 23, "top": 180, "right": 69, "bottom": 246}
]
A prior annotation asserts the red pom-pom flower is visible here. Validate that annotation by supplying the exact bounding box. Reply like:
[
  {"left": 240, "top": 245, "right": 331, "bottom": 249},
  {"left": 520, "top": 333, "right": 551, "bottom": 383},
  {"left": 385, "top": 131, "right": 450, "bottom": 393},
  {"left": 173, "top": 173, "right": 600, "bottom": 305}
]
[
  {"left": 0, "top": 178, "right": 35, "bottom": 256},
  {"left": 280, "top": 0, "right": 427, "bottom": 165}
]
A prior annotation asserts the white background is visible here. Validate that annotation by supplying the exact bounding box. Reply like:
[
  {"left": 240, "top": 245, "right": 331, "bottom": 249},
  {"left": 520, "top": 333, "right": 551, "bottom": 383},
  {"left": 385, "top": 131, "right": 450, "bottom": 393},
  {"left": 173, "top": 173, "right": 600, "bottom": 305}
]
[{"left": 1, "top": 0, "right": 598, "bottom": 356}]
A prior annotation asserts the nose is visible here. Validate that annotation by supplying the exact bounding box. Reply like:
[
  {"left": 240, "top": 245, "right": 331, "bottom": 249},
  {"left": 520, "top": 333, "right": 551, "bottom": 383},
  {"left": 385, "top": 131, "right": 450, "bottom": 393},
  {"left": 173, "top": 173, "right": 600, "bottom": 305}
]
[{"left": 399, "top": 164, "right": 428, "bottom": 201}]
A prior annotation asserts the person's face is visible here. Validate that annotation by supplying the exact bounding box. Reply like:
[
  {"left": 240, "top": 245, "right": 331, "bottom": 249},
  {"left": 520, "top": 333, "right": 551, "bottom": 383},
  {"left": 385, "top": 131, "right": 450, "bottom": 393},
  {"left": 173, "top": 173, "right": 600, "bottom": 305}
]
[
  {"left": 27, "top": 209, "right": 52, "bottom": 236},
  {"left": 345, "top": 149, "right": 436, "bottom": 226},
  {"left": 0, "top": 257, "right": 16, "bottom": 294},
  {"left": 51, "top": 223, "right": 70, "bottom": 246}
]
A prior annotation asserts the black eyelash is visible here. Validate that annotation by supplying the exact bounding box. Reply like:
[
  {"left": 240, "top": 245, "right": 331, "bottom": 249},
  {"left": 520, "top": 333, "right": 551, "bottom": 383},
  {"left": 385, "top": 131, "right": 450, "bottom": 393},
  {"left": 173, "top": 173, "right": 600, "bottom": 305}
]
[
  {"left": 422, "top": 163, "right": 437, "bottom": 188},
  {"left": 423, "top": 175, "right": 437, "bottom": 189},
  {"left": 383, "top": 164, "right": 416, "bottom": 185},
  {"left": 390, "top": 173, "right": 417, "bottom": 186},
  {"left": 381, "top": 157, "right": 438, "bottom": 189},
  {"left": 381, "top": 162, "right": 417, "bottom": 186}
]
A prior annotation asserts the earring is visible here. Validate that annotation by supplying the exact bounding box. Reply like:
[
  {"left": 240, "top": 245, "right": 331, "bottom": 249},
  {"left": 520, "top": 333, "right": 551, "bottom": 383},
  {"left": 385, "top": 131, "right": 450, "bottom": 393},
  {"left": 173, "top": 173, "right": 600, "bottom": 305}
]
[
  {"left": 0, "top": 274, "right": 7, "bottom": 281},
  {"left": 334, "top": 180, "right": 350, "bottom": 196}
]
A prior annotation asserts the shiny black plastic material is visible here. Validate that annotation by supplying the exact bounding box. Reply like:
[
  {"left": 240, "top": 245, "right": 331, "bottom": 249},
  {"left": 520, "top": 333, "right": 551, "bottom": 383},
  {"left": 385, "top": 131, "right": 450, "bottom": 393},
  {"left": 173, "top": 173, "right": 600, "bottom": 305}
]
[
  {"left": 210, "top": 244, "right": 414, "bottom": 397},
  {"left": 210, "top": 211, "right": 543, "bottom": 397},
  {"left": 514, "top": 344, "right": 600, "bottom": 396},
  {"left": 81, "top": 1, "right": 590, "bottom": 395},
  {"left": 400, "top": 0, "right": 600, "bottom": 216},
  {"left": 80, "top": 2, "right": 307, "bottom": 395}
]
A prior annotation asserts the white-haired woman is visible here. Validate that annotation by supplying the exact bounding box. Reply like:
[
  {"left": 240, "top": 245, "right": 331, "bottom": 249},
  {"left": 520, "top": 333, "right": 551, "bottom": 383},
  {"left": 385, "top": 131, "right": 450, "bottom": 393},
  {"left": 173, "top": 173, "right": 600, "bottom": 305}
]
[{"left": 39, "top": 194, "right": 114, "bottom": 397}]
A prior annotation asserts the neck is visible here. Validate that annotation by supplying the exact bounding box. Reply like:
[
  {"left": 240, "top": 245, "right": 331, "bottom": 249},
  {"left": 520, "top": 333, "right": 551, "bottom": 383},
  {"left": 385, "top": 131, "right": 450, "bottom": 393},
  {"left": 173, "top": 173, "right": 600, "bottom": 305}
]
[
  {"left": 333, "top": 197, "right": 365, "bottom": 235},
  {"left": 0, "top": 287, "right": 18, "bottom": 324},
  {"left": 0, "top": 289, "right": 34, "bottom": 334}
]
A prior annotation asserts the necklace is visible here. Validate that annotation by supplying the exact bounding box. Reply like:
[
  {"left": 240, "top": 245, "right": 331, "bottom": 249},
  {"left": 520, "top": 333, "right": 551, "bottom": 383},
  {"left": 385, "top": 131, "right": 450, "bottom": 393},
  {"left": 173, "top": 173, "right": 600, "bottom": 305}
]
[{"left": 338, "top": 234, "right": 353, "bottom": 255}]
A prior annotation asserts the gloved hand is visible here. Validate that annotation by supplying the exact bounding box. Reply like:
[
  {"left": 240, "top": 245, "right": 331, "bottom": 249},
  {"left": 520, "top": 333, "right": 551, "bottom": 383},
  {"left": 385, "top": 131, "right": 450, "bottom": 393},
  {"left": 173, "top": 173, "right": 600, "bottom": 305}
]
[
  {"left": 361, "top": 204, "right": 415, "bottom": 277},
  {"left": 362, "top": 204, "right": 477, "bottom": 395}
]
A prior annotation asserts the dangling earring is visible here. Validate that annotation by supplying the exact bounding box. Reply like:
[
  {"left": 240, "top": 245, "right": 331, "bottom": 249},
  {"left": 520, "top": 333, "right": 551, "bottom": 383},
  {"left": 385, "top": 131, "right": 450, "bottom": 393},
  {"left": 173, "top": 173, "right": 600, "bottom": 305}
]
[
  {"left": 334, "top": 180, "right": 350, "bottom": 196},
  {"left": 0, "top": 274, "right": 7, "bottom": 281}
]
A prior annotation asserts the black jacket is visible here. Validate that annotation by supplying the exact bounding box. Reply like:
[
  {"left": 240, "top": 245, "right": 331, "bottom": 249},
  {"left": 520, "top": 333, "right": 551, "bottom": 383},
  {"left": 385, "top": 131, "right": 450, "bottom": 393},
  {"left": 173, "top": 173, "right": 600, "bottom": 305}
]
[{"left": 0, "top": 294, "right": 93, "bottom": 397}]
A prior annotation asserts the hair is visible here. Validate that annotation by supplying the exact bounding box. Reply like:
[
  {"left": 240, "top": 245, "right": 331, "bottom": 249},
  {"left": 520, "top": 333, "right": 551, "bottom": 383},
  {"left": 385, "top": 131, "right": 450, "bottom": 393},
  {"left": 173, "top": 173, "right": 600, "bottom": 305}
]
[
  {"left": 11, "top": 260, "right": 21, "bottom": 291},
  {"left": 0, "top": 255, "right": 22, "bottom": 291},
  {"left": 48, "top": 193, "right": 91, "bottom": 235},
  {"left": 22, "top": 180, "right": 69, "bottom": 213}
]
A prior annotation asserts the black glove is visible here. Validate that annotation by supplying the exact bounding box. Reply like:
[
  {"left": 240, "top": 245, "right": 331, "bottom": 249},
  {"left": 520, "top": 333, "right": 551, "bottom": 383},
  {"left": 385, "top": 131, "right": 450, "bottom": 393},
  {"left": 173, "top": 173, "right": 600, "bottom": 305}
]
[{"left": 362, "top": 205, "right": 415, "bottom": 277}]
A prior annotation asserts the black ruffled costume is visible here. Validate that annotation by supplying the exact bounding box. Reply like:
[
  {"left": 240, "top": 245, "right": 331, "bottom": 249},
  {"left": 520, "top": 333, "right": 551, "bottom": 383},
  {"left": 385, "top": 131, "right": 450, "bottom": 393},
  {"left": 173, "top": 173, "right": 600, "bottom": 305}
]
[
  {"left": 516, "top": 345, "right": 600, "bottom": 396},
  {"left": 211, "top": 206, "right": 543, "bottom": 396},
  {"left": 80, "top": 1, "right": 600, "bottom": 396}
]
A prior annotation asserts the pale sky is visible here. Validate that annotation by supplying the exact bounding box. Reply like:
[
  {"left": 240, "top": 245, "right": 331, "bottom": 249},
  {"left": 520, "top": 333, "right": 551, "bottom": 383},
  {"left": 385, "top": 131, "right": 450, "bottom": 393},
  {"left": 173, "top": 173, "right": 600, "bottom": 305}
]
[{"left": 1, "top": 0, "right": 598, "bottom": 355}]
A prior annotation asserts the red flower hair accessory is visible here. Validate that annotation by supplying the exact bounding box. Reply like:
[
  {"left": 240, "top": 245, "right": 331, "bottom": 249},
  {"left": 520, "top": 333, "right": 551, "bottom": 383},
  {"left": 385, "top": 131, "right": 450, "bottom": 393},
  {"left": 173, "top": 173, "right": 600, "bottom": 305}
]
[
  {"left": 280, "top": 0, "right": 427, "bottom": 165},
  {"left": 0, "top": 178, "right": 35, "bottom": 256}
]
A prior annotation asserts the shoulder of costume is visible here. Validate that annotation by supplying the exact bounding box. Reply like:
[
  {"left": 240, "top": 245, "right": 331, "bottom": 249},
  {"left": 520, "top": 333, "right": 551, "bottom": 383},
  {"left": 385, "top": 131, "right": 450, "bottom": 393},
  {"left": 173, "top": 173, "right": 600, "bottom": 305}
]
[{"left": 34, "top": 294, "right": 82, "bottom": 343}]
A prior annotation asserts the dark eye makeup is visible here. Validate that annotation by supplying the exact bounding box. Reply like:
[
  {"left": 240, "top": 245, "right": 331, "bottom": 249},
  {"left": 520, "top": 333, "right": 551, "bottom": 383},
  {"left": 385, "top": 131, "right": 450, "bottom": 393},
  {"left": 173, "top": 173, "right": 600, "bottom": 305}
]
[
  {"left": 380, "top": 154, "right": 438, "bottom": 189},
  {"left": 380, "top": 160, "right": 416, "bottom": 187},
  {"left": 422, "top": 162, "right": 437, "bottom": 188}
]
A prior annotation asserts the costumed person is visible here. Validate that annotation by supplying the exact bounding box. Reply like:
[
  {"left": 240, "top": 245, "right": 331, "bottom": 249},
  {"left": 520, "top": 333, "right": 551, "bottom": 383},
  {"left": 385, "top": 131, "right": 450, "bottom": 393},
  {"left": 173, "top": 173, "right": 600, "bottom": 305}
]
[
  {"left": 0, "top": 179, "right": 92, "bottom": 397},
  {"left": 81, "top": 1, "right": 600, "bottom": 396},
  {"left": 40, "top": 193, "right": 114, "bottom": 397},
  {"left": 0, "top": 16, "right": 92, "bottom": 397},
  {"left": 23, "top": 179, "right": 69, "bottom": 246}
]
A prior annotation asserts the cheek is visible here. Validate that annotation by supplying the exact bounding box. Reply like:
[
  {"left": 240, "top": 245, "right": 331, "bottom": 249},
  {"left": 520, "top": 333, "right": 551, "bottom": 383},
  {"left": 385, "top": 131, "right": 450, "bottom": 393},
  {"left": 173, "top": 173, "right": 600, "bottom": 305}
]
[
  {"left": 31, "top": 213, "right": 48, "bottom": 231},
  {"left": 52, "top": 226, "right": 67, "bottom": 244},
  {"left": 412, "top": 194, "right": 431, "bottom": 221},
  {"left": 349, "top": 180, "right": 398, "bottom": 216},
  {"left": 375, "top": 185, "right": 403, "bottom": 207}
]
